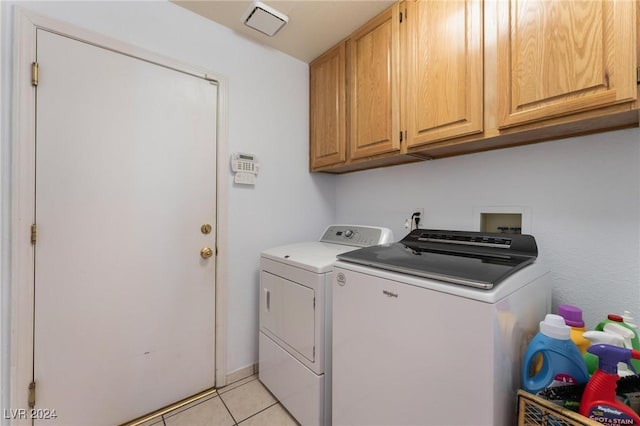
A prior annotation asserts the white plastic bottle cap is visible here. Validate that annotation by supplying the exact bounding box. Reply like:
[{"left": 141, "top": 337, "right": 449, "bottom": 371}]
[
  {"left": 540, "top": 314, "right": 571, "bottom": 340},
  {"left": 623, "top": 310, "right": 637, "bottom": 329}
]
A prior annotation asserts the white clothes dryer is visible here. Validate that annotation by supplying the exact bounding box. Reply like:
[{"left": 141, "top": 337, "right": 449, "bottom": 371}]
[{"left": 259, "top": 225, "right": 394, "bottom": 426}]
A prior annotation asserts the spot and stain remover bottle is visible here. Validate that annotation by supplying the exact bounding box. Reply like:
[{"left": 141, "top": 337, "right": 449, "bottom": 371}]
[{"left": 580, "top": 344, "right": 640, "bottom": 425}]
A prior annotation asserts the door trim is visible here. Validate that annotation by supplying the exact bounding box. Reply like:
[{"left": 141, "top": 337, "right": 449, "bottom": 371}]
[{"left": 10, "top": 7, "right": 229, "bottom": 415}]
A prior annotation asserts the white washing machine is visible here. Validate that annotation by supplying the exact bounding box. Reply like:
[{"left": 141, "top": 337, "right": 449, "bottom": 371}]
[
  {"left": 259, "top": 225, "right": 394, "bottom": 426},
  {"left": 332, "top": 229, "right": 551, "bottom": 426}
]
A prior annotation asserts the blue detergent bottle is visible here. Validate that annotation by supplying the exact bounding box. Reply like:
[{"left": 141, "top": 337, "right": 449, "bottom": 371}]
[{"left": 522, "top": 314, "right": 590, "bottom": 394}]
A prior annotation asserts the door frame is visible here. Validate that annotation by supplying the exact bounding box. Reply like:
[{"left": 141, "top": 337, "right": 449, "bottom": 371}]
[{"left": 10, "top": 7, "right": 229, "bottom": 416}]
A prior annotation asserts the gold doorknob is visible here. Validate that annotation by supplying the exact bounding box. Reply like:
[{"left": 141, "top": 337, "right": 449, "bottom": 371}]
[{"left": 200, "top": 247, "right": 213, "bottom": 259}]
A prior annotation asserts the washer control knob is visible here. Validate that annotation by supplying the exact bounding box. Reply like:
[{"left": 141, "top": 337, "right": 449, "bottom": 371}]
[{"left": 344, "top": 229, "right": 354, "bottom": 238}]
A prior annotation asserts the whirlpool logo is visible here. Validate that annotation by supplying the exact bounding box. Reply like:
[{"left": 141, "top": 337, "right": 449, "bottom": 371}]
[
  {"left": 336, "top": 272, "right": 346, "bottom": 286},
  {"left": 383, "top": 290, "right": 398, "bottom": 298}
]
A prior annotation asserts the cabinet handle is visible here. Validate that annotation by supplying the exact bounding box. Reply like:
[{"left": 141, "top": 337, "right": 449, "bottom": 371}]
[{"left": 265, "top": 289, "right": 271, "bottom": 311}]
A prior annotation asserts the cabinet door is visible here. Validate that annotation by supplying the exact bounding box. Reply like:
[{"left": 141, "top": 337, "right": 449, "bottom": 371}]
[
  {"left": 309, "top": 43, "right": 347, "bottom": 169},
  {"left": 405, "top": 0, "right": 483, "bottom": 148},
  {"left": 497, "top": 0, "right": 637, "bottom": 128},
  {"left": 349, "top": 4, "right": 401, "bottom": 159}
]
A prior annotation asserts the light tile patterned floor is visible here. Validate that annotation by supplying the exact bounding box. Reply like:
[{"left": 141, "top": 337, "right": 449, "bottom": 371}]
[{"left": 141, "top": 375, "right": 299, "bottom": 426}]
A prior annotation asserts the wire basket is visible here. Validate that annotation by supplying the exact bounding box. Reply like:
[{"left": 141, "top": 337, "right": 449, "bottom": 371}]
[{"left": 517, "top": 390, "right": 601, "bottom": 426}]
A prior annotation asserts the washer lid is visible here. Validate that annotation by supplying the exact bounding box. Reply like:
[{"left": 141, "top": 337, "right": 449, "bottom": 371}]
[
  {"left": 261, "top": 241, "right": 359, "bottom": 273},
  {"left": 337, "top": 229, "right": 538, "bottom": 289}
]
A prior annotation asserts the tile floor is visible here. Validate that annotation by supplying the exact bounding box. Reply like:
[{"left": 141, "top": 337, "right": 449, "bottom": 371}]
[{"left": 139, "top": 375, "right": 299, "bottom": 426}]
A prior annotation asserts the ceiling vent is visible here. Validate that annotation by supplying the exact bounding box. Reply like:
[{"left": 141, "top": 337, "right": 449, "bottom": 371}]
[{"left": 242, "top": 1, "right": 289, "bottom": 37}]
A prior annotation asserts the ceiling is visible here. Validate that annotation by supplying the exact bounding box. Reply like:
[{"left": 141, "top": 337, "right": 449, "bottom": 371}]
[{"left": 172, "top": 1, "right": 395, "bottom": 63}]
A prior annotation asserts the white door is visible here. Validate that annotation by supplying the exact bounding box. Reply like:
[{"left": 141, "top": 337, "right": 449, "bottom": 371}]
[{"left": 33, "top": 29, "right": 217, "bottom": 426}]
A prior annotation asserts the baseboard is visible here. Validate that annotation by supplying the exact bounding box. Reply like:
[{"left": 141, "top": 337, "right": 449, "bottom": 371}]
[{"left": 225, "top": 363, "right": 259, "bottom": 385}]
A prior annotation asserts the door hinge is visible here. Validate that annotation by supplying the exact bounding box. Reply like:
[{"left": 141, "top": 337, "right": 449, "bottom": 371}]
[
  {"left": 636, "top": 66, "right": 640, "bottom": 85},
  {"left": 400, "top": 131, "right": 403, "bottom": 142},
  {"left": 399, "top": 12, "right": 403, "bottom": 23},
  {"left": 30, "top": 224, "right": 37, "bottom": 245},
  {"left": 313, "top": 346, "right": 316, "bottom": 358},
  {"left": 31, "top": 62, "right": 39, "bottom": 87},
  {"left": 28, "top": 381, "right": 36, "bottom": 408},
  {"left": 313, "top": 297, "right": 316, "bottom": 309}
]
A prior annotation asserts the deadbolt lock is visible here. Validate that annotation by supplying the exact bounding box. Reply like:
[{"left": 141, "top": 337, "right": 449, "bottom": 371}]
[
  {"left": 200, "top": 247, "right": 213, "bottom": 259},
  {"left": 201, "top": 224, "right": 212, "bottom": 234}
]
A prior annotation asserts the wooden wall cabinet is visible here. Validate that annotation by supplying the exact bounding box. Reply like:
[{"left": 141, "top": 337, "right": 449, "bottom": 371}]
[
  {"left": 309, "top": 0, "right": 639, "bottom": 173},
  {"left": 309, "top": 42, "right": 347, "bottom": 170},
  {"left": 496, "top": 0, "right": 637, "bottom": 128},
  {"left": 349, "top": 3, "right": 401, "bottom": 160},
  {"left": 404, "top": 0, "right": 484, "bottom": 148}
]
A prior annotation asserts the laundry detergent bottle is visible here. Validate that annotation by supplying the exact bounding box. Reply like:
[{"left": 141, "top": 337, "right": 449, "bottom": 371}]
[
  {"left": 596, "top": 313, "right": 640, "bottom": 371},
  {"left": 522, "top": 314, "right": 590, "bottom": 394},
  {"left": 579, "top": 344, "right": 640, "bottom": 424},
  {"left": 558, "top": 304, "right": 590, "bottom": 354}
]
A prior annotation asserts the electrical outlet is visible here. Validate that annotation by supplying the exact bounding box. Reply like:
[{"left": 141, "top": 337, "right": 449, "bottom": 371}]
[
  {"left": 404, "top": 208, "right": 425, "bottom": 230},
  {"left": 409, "top": 208, "right": 424, "bottom": 230}
]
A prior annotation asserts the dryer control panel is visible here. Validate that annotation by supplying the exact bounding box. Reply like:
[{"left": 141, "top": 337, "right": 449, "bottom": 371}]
[{"left": 320, "top": 225, "right": 394, "bottom": 247}]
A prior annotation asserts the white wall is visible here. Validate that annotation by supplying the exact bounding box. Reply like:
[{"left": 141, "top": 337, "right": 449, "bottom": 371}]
[
  {"left": 335, "top": 128, "right": 640, "bottom": 329},
  {"left": 0, "top": 0, "right": 336, "bottom": 399},
  {"left": 0, "top": 0, "right": 9, "bottom": 418}
]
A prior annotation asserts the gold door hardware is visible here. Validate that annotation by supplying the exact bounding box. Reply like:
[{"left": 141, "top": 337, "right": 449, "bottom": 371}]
[
  {"left": 28, "top": 381, "right": 36, "bottom": 408},
  {"left": 31, "top": 224, "right": 37, "bottom": 245},
  {"left": 201, "top": 224, "right": 212, "bottom": 234},
  {"left": 31, "top": 62, "right": 39, "bottom": 87},
  {"left": 200, "top": 247, "right": 213, "bottom": 259}
]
